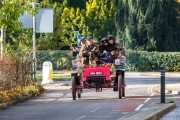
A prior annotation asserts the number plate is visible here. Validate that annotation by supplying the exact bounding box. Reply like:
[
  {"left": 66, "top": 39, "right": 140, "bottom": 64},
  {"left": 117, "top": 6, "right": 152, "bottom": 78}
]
[
  {"left": 115, "top": 59, "right": 124, "bottom": 65},
  {"left": 89, "top": 72, "right": 103, "bottom": 75}
]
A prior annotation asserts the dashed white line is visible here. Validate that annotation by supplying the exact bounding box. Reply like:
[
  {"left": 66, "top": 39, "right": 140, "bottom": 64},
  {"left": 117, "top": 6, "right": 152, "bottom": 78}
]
[
  {"left": 135, "top": 92, "right": 156, "bottom": 111},
  {"left": 143, "top": 98, "right": 151, "bottom": 103},
  {"left": 91, "top": 106, "right": 101, "bottom": 112},
  {"left": 76, "top": 116, "right": 86, "bottom": 120},
  {"left": 135, "top": 104, "right": 144, "bottom": 110}
]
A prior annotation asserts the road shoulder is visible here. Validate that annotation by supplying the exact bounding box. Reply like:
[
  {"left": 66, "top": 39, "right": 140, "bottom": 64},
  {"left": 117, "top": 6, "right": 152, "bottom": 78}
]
[{"left": 117, "top": 103, "right": 176, "bottom": 120}]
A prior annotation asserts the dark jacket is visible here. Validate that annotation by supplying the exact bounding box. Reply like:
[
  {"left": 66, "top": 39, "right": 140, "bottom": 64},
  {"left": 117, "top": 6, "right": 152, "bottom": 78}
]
[
  {"left": 109, "top": 42, "right": 125, "bottom": 56},
  {"left": 72, "top": 46, "right": 81, "bottom": 57},
  {"left": 99, "top": 43, "right": 112, "bottom": 53}
]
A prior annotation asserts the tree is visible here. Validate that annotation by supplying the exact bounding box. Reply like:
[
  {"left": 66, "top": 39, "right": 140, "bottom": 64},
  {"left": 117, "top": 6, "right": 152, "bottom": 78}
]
[
  {"left": 116, "top": 0, "right": 180, "bottom": 52},
  {"left": 84, "top": 0, "right": 117, "bottom": 42},
  {"left": 2, "top": 0, "right": 118, "bottom": 51},
  {"left": 46, "top": 0, "right": 117, "bottom": 49},
  {"left": 0, "top": 0, "right": 30, "bottom": 59},
  {"left": 52, "top": 3, "right": 79, "bottom": 49},
  {"left": 38, "top": 0, "right": 87, "bottom": 9}
]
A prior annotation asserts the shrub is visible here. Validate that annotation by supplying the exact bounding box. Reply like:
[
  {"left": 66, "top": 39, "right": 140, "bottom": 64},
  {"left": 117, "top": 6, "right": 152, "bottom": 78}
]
[{"left": 36, "top": 50, "right": 75, "bottom": 70}]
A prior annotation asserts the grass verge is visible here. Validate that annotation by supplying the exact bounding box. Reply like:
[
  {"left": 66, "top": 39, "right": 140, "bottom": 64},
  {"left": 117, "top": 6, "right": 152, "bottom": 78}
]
[{"left": 36, "top": 73, "right": 71, "bottom": 80}]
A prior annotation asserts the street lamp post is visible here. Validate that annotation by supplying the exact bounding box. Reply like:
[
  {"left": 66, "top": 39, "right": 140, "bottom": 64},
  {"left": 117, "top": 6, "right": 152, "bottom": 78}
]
[
  {"left": 70, "top": 31, "right": 80, "bottom": 59},
  {"left": 70, "top": 30, "right": 80, "bottom": 45},
  {"left": 31, "top": 2, "right": 38, "bottom": 81}
]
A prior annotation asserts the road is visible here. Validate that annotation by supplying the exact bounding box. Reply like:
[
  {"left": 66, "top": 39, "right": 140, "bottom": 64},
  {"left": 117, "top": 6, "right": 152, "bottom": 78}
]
[{"left": 0, "top": 75, "right": 179, "bottom": 120}]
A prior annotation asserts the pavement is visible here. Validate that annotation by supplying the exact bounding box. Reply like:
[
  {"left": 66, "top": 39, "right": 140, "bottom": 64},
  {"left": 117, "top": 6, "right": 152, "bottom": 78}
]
[{"left": 41, "top": 71, "right": 180, "bottom": 120}]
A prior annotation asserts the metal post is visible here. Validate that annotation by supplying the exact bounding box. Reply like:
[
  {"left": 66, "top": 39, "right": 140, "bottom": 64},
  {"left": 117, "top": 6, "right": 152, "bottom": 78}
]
[
  {"left": 160, "top": 66, "right": 165, "bottom": 103},
  {"left": 76, "top": 32, "right": 80, "bottom": 59},
  {"left": 70, "top": 31, "right": 80, "bottom": 59},
  {"left": 31, "top": 2, "right": 38, "bottom": 82}
]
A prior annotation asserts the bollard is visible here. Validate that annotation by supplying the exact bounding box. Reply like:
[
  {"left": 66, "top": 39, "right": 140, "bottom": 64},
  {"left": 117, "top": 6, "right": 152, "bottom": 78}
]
[
  {"left": 41, "top": 61, "right": 54, "bottom": 84},
  {"left": 161, "top": 66, "right": 165, "bottom": 103}
]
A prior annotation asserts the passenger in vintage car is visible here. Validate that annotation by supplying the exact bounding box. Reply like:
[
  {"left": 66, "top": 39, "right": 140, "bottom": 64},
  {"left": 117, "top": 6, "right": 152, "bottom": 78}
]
[{"left": 79, "top": 36, "right": 100, "bottom": 65}]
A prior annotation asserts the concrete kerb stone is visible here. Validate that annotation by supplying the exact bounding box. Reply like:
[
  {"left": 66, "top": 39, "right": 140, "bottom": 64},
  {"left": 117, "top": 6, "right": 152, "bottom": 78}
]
[
  {"left": 42, "top": 83, "right": 65, "bottom": 89},
  {"left": 0, "top": 94, "right": 39, "bottom": 110},
  {"left": 117, "top": 103, "right": 176, "bottom": 120}
]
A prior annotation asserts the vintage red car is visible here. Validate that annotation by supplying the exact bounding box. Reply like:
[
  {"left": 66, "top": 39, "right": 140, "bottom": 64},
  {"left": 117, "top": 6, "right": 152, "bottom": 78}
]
[{"left": 71, "top": 57, "right": 126, "bottom": 100}]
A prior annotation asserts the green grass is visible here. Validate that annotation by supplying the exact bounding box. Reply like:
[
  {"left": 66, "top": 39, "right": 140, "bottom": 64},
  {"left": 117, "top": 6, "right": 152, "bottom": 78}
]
[
  {"left": 36, "top": 73, "right": 71, "bottom": 80},
  {"left": 168, "top": 100, "right": 174, "bottom": 103},
  {"left": 35, "top": 73, "right": 71, "bottom": 84}
]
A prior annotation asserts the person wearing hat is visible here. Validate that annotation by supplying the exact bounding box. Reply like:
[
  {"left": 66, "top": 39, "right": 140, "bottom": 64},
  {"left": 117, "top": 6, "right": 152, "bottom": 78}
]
[
  {"left": 108, "top": 35, "right": 126, "bottom": 92},
  {"left": 99, "top": 37, "right": 111, "bottom": 53},
  {"left": 79, "top": 35, "right": 99, "bottom": 65},
  {"left": 72, "top": 37, "right": 86, "bottom": 57},
  {"left": 108, "top": 35, "right": 125, "bottom": 56},
  {"left": 99, "top": 37, "right": 113, "bottom": 63},
  {"left": 86, "top": 35, "right": 93, "bottom": 41},
  {"left": 78, "top": 37, "right": 86, "bottom": 47}
]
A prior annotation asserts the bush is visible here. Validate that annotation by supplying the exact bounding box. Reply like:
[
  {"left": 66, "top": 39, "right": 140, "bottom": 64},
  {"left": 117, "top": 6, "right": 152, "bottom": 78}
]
[
  {"left": 36, "top": 50, "right": 75, "bottom": 70},
  {"left": 126, "top": 51, "right": 180, "bottom": 71}
]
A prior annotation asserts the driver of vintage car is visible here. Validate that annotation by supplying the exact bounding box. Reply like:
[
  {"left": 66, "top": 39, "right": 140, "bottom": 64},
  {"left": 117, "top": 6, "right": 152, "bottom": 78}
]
[{"left": 99, "top": 37, "right": 113, "bottom": 63}]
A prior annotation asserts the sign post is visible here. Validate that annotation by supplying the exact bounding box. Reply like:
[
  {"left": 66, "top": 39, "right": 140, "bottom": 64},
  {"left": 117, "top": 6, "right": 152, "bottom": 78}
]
[
  {"left": 19, "top": 4, "right": 53, "bottom": 82},
  {"left": 31, "top": 2, "right": 39, "bottom": 82}
]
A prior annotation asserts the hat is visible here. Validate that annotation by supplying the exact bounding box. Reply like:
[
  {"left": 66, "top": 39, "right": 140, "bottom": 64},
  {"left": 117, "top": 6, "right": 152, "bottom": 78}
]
[
  {"left": 80, "top": 37, "right": 86, "bottom": 42},
  {"left": 87, "top": 35, "right": 93, "bottom": 40},
  {"left": 108, "top": 35, "right": 115, "bottom": 41},
  {"left": 101, "top": 37, "right": 109, "bottom": 43}
]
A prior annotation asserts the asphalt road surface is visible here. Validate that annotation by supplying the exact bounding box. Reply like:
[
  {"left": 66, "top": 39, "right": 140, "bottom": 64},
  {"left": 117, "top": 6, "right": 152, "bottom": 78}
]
[{"left": 0, "top": 75, "right": 179, "bottom": 120}]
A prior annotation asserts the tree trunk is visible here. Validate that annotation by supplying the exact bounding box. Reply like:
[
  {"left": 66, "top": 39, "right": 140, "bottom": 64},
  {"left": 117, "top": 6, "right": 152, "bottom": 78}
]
[{"left": 1, "top": 25, "right": 6, "bottom": 61}]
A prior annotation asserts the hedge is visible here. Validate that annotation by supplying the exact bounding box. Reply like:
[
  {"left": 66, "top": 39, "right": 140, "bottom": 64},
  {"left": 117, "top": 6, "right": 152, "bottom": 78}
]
[
  {"left": 36, "top": 50, "right": 75, "bottom": 70},
  {"left": 36, "top": 50, "right": 180, "bottom": 72},
  {"left": 126, "top": 51, "right": 180, "bottom": 71}
]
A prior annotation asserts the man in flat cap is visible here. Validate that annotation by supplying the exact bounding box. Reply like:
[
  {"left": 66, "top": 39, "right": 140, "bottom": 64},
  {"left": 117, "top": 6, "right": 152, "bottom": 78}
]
[{"left": 79, "top": 35, "right": 100, "bottom": 65}]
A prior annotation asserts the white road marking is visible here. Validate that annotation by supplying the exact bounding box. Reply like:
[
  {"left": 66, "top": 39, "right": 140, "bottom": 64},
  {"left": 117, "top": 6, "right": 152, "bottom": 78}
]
[
  {"left": 150, "top": 93, "right": 155, "bottom": 96},
  {"left": 135, "top": 93, "right": 156, "bottom": 111},
  {"left": 135, "top": 104, "right": 144, "bottom": 110},
  {"left": 143, "top": 98, "right": 151, "bottom": 103},
  {"left": 147, "top": 86, "right": 151, "bottom": 93},
  {"left": 150, "top": 86, "right": 154, "bottom": 93},
  {"left": 76, "top": 116, "right": 86, "bottom": 120},
  {"left": 91, "top": 116, "right": 109, "bottom": 117},
  {"left": 147, "top": 86, "right": 155, "bottom": 93},
  {"left": 91, "top": 106, "right": 101, "bottom": 112}
]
